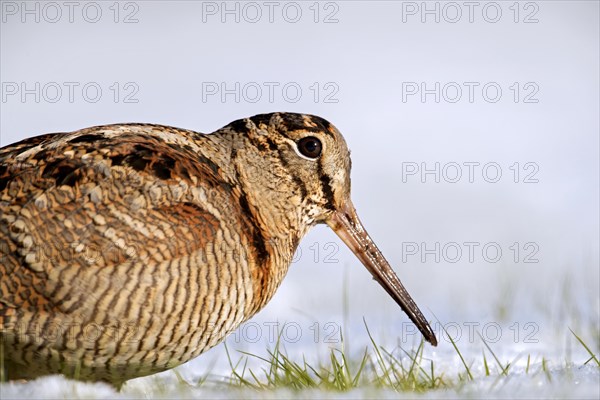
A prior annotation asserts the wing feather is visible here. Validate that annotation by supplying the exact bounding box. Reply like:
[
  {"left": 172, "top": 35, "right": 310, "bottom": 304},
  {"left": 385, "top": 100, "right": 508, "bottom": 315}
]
[{"left": 1, "top": 126, "right": 229, "bottom": 326}]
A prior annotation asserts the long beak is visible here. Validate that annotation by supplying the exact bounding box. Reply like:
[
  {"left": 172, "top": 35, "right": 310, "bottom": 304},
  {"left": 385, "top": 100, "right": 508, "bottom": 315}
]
[{"left": 327, "top": 200, "right": 437, "bottom": 346}]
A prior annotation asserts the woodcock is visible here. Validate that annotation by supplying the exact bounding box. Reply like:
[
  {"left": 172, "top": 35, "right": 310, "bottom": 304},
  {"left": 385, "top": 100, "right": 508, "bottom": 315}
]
[{"left": 0, "top": 112, "right": 436, "bottom": 387}]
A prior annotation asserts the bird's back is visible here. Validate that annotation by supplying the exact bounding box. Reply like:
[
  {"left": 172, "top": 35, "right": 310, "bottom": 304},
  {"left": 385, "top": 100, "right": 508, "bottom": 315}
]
[{"left": 0, "top": 123, "right": 279, "bottom": 385}]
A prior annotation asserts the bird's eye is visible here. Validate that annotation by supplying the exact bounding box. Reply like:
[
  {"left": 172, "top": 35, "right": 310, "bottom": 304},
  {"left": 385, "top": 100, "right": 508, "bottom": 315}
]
[{"left": 297, "top": 136, "right": 322, "bottom": 159}]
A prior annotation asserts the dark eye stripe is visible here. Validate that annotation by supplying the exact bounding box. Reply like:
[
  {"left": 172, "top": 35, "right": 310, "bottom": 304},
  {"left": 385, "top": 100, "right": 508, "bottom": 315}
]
[{"left": 317, "top": 157, "right": 335, "bottom": 211}]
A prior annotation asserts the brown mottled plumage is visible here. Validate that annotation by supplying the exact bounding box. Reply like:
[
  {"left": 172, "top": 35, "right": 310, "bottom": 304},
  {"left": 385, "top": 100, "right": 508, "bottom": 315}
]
[{"left": 0, "top": 113, "right": 436, "bottom": 387}]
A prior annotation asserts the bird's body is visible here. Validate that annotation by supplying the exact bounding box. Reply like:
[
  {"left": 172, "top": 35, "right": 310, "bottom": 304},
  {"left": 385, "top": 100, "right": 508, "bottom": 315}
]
[{"left": 0, "top": 113, "right": 436, "bottom": 387}]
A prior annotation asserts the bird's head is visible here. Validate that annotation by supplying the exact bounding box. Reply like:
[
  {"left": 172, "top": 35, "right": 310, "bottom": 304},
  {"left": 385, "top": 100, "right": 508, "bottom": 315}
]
[{"left": 222, "top": 112, "right": 437, "bottom": 346}]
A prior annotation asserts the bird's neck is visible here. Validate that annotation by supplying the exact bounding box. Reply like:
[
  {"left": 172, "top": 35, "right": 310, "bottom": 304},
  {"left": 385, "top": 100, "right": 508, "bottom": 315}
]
[{"left": 225, "top": 135, "right": 310, "bottom": 314}]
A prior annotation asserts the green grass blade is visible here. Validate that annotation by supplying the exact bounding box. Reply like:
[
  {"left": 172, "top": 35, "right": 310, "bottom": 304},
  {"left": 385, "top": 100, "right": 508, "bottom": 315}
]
[
  {"left": 439, "top": 320, "right": 473, "bottom": 380},
  {"left": 478, "top": 332, "right": 510, "bottom": 376},
  {"left": 569, "top": 328, "right": 600, "bottom": 367}
]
